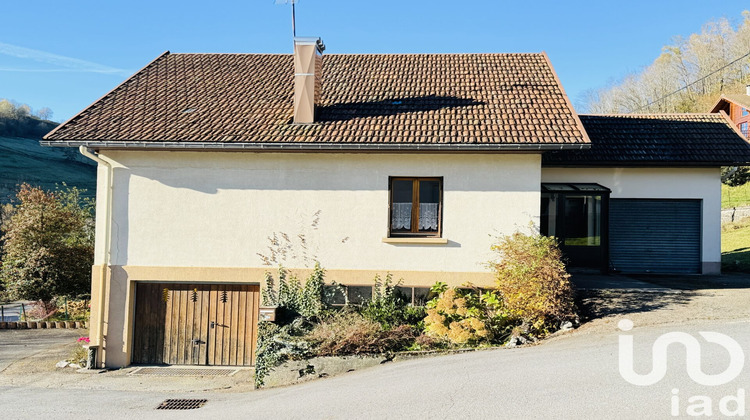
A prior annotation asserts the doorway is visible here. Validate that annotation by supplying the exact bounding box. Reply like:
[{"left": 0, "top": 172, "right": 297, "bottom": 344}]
[
  {"left": 541, "top": 183, "right": 610, "bottom": 270},
  {"left": 132, "top": 282, "right": 260, "bottom": 366}
]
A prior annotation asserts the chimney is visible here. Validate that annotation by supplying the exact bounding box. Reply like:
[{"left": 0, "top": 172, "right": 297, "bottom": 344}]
[
  {"left": 746, "top": 84, "right": 750, "bottom": 96},
  {"left": 293, "top": 37, "right": 325, "bottom": 124}
]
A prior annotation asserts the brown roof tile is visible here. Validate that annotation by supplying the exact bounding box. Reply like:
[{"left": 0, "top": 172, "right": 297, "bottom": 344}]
[
  {"left": 44, "top": 52, "right": 588, "bottom": 148},
  {"left": 543, "top": 113, "right": 750, "bottom": 166}
]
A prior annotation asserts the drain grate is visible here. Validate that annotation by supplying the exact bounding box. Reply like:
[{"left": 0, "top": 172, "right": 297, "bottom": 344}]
[
  {"left": 131, "top": 367, "right": 239, "bottom": 377},
  {"left": 156, "top": 399, "right": 207, "bottom": 410}
]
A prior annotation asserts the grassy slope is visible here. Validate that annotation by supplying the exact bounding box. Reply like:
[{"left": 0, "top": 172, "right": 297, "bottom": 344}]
[
  {"left": 0, "top": 136, "right": 96, "bottom": 203},
  {"left": 722, "top": 183, "right": 750, "bottom": 209},
  {"left": 722, "top": 218, "right": 750, "bottom": 271}
]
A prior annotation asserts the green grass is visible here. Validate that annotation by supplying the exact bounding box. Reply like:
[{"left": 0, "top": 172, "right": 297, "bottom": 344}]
[
  {"left": 722, "top": 183, "right": 750, "bottom": 209},
  {"left": 722, "top": 218, "right": 750, "bottom": 271},
  {"left": 0, "top": 136, "right": 96, "bottom": 203}
]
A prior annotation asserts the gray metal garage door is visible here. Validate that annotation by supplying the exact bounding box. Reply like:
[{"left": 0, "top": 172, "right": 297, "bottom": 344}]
[{"left": 609, "top": 199, "right": 701, "bottom": 274}]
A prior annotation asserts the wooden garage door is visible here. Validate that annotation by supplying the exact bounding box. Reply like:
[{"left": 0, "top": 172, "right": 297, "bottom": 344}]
[{"left": 132, "top": 283, "right": 260, "bottom": 366}]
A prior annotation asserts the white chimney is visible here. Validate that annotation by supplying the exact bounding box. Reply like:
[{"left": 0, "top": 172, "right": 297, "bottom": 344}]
[
  {"left": 293, "top": 37, "right": 324, "bottom": 124},
  {"left": 746, "top": 84, "right": 750, "bottom": 96}
]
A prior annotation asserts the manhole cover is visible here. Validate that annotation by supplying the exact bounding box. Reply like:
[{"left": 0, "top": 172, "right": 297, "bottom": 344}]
[
  {"left": 156, "top": 399, "right": 207, "bottom": 410},
  {"left": 130, "top": 367, "right": 239, "bottom": 377}
]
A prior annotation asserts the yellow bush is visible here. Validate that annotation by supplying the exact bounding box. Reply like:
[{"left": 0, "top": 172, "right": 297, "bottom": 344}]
[
  {"left": 490, "top": 232, "right": 576, "bottom": 335},
  {"left": 423, "top": 287, "right": 494, "bottom": 345}
]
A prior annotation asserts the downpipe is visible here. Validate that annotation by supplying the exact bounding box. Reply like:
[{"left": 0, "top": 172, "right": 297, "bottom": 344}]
[{"left": 78, "top": 146, "right": 113, "bottom": 368}]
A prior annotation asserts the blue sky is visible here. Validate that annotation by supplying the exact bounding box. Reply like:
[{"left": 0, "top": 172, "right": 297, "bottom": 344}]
[{"left": 1, "top": 1, "right": 749, "bottom": 122}]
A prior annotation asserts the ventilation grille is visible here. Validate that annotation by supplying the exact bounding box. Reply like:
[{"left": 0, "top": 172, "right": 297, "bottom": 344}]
[
  {"left": 131, "top": 367, "right": 239, "bottom": 377},
  {"left": 156, "top": 399, "right": 207, "bottom": 410}
]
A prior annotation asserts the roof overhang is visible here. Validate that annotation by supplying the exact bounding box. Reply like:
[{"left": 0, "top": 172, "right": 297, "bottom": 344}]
[
  {"left": 40, "top": 140, "right": 591, "bottom": 152},
  {"left": 709, "top": 96, "right": 731, "bottom": 113},
  {"left": 542, "top": 162, "right": 746, "bottom": 168}
]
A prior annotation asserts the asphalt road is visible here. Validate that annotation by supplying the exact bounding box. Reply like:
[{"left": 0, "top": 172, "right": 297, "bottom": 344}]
[{"left": 2, "top": 319, "right": 749, "bottom": 419}]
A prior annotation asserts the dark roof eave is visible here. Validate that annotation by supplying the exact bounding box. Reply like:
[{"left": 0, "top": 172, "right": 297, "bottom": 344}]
[
  {"left": 542, "top": 161, "right": 750, "bottom": 168},
  {"left": 40, "top": 140, "right": 591, "bottom": 152}
]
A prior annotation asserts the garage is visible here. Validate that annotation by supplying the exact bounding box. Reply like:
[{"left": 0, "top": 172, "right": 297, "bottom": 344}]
[
  {"left": 609, "top": 199, "right": 702, "bottom": 274},
  {"left": 131, "top": 283, "right": 260, "bottom": 366}
]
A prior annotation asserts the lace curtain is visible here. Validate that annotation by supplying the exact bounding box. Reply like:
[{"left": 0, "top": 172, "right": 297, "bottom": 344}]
[
  {"left": 391, "top": 203, "right": 439, "bottom": 231},
  {"left": 419, "top": 203, "right": 439, "bottom": 230},
  {"left": 392, "top": 203, "right": 412, "bottom": 229}
]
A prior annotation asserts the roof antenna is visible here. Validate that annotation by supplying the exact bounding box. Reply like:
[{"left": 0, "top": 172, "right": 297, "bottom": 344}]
[{"left": 275, "top": 0, "right": 298, "bottom": 38}]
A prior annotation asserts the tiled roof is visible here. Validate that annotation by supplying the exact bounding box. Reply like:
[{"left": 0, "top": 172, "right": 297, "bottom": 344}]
[
  {"left": 43, "top": 52, "right": 588, "bottom": 149},
  {"left": 542, "top": 113, "right": 750, "bottom": 166},
  {"left": 710, "top": 94, "right": 750, "bottom": 112}
]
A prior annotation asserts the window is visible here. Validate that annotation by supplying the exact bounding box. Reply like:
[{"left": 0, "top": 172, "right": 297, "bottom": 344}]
[
  {"left": 741, "top": 122, "right": 749, "bottom": 138},
  {"left": 742, "top": 108, "right": 749, "bottom": 117},
  {"left": 389, "top": 177, "right": 442, "bottom": 237},
  {"left": 324, "top": 284, "right": 437, "bottom": 307}
]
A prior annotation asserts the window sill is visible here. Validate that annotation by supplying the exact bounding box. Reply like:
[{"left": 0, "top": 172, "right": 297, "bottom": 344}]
[{"left": 382, "top": 237, "right": 449, "bottom": 245}]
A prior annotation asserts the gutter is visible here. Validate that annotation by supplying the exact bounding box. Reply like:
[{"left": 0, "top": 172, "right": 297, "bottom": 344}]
[
  {"left": 41, "top": 141, "right": 591, "bottom": 152},
  {"left": 78, "top": 146, "right": 114, "bottom": 368}
]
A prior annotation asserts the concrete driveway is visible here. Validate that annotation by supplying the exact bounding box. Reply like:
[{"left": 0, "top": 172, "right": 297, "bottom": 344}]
[{"left": 0, "top": 329, "right": 79, "bottom": 372}]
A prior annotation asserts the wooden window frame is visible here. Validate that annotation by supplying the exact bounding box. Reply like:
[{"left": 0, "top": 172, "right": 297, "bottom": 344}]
[{"left": 388, "top": 176, "right": 443, "bottom": 238}]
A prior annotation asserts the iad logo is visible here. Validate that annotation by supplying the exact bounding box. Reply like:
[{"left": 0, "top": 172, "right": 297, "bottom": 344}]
[
  {"left": 618, "top": 319, "right": 745, "bottom": 386},
  {"left": 617, "top": 319, "right": 746, "bottom": 417}
]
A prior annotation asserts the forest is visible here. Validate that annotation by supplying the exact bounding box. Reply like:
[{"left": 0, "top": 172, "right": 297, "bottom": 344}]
[{"left": 583, "top": 11, "right": 750, "bottom": 114}]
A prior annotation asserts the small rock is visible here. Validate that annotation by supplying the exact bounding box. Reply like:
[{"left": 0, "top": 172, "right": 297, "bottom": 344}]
[
  {"left": 56, "top": 361, "right": 70, "bottom": 368},
  {"left": 560, "top": 321, "right": 574, "bottom": 331},
  {"left": 505, "top": 335, "right": 528, "bottom": 348}
]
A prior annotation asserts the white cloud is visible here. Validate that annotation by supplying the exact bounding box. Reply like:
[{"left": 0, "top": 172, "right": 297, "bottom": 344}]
[{"left": 0, "top": 42, "right": 130, "bottom": 76}]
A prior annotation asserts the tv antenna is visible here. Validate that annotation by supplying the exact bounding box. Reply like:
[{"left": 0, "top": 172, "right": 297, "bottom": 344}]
[{"left": 275, "top": 0, "right": 298, "bottom": 37}]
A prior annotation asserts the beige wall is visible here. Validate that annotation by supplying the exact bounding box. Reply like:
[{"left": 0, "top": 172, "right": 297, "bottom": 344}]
[
  {"left": 102, "top": 151, "right": 541, "bottom": 277},
  {"left": 541, "top": 167, "right": 722, "bottom": 273},
  {"left": 90, "top": 150, "right": 541, "bottom": 367}
]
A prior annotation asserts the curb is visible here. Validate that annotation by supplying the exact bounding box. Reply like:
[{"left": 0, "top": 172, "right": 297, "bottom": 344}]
[{"left": 0, "top": 321, "right": 87, "bottom": 329}]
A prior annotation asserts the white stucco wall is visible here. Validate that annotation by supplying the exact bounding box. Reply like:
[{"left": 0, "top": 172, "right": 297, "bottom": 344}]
[
  {"left": 97, "top": 151, "right": 541, "bottom": 276},
  {"left": 541, "top": 167, "right": 722, "bottom": 270}
]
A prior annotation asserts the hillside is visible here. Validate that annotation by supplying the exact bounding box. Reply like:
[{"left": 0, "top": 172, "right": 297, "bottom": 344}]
[
  {"left": 0, "top": 136, "right": 96, "bottom": 204},
  {"left": 583, "top": 11, "right": 750, "bottom": 113}
]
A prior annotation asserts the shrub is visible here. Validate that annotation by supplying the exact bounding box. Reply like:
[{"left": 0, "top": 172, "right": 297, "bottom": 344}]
[
  {"left": 0, "top": 184, "right": 94, "bottom": 304},
  {"left": 262, "top": 263, "right": 327, "bottom": 319},
  {"left": 68, "top": 337, "right": 90, "bottom": 367},
  {"left": 489, "top": 232, "right": 576, "bottom": 335},
  {"left": 306, "top": 311, "right": 416, "bottom": 356},
  {"left": 254, "top": 318, "right": 314, "bottom": 388},
  {"left": 360, "top": 273, "right": 425, "bottom": 329},
  {"left": 423, "top": 285, "right": 505, "bottom": 345},
  {"left": 25, "top": 300, "right": 57, "bottom": 320}
]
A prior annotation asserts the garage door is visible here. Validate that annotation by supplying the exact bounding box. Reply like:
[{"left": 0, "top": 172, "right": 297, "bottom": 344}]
[
  {"left": 609, "top": 199, "right": 701, "bottom": 274},
  {"left": 132, "top": 283, "right": 260, "bottom": 366}
]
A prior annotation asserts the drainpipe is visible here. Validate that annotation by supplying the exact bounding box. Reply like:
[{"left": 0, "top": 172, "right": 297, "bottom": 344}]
[{"left": 78, "top": 146, "right": 114, "bottom": 368}]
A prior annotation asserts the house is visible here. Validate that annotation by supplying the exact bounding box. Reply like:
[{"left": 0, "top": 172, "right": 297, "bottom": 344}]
[
  {"left": 710, "top": 86, "right": 750, "bottom": 138},
  {"left": 42, "top": 38, "right": 750, "bottom": 368}
]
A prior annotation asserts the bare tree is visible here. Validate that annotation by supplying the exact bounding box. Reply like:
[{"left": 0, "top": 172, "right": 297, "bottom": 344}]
[
  {"left": 585, "top": 11, "right": 750, "bottom": 114},
  {"left": 35, "top": 107, "right": 53, "bottom": 121}
]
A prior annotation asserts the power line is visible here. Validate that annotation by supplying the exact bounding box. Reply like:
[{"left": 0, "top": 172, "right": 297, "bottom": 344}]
[{"left": 629, "top": 49, "right": 750, "bottom": 113}]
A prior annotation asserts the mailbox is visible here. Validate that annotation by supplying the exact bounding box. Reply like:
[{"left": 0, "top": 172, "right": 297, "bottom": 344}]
[{"left": 259, "top": 306, "right": 278, "bottom": 322}]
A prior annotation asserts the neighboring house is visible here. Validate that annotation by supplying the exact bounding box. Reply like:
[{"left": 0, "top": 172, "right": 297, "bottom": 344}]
[
  {"left": 710, "top": 86, "right": 750, "bottom": 138},
  {"left": 42, "top": 38, "right": 750, "bottom": 368}
]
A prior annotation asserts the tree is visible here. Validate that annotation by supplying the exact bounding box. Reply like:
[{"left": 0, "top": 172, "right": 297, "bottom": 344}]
[
  {"left": 582, "top": 11, "right": 750, "bottom": 114},
  {"left": 0, "top": 100, "right": 13, "bottom": 118},
  {"left": 0, "top": 184, "right": 94, "bottom": 307},
  {"left": 35, "top": 107, "right": 53, "bottom": 121}
]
